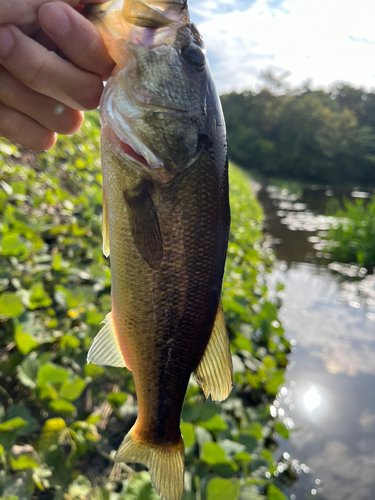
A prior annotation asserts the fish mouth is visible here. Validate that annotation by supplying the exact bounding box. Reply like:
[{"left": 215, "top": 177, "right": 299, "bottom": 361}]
[{"left": 102, "top": 73, "right": 187, "bottom": 172}]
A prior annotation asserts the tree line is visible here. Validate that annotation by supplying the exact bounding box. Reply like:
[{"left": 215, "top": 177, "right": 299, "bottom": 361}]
[{"left": 221, "top": 82, "right": 375, "bottom": 185}]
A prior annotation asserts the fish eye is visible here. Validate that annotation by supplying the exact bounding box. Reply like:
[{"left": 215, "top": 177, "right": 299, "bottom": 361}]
[{"left": 181, "top": 43, "right": 206, "bottom": 72}]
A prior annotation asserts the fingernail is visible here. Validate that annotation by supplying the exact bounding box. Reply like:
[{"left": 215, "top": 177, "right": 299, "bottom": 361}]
[
  {"left": 39, "top": 3, "right": 71, "bottom": 37},
  {"left": 0, "top": 27, "right": 14, "bottom": 58}
]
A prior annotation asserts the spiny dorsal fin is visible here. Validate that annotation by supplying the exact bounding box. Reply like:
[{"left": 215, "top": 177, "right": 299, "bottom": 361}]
[
  {"left": 87, "top": 312, "right": 128, "bottom": 368},
  {"left": 194, "top": 299, "right": 233, "bottom": 402},
  {"left": 115, "top": 425, "right": 184, "bottom": 500},
  {"left": 102, "top": 190, "right": 110, "bottom": 258}
]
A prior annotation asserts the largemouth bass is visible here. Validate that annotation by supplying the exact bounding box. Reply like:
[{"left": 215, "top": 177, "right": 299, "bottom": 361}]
[{"left": 87, "top": 1, "right": 232, "bottom": 498}]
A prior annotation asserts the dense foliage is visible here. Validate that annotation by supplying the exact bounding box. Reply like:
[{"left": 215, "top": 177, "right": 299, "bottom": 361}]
[
  {"left": 0, "top": 113, "right": 294, "bottom": 500},
  {"left": 321, "top": 196, "right": 375, "bottom": 268},
  {"left": 221, "top": 82, "right": 375, "bottom": 184}
]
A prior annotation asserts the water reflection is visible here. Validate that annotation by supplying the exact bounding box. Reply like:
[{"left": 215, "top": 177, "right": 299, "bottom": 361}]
[
  {"left": 303, "top": 387, "right": 321, "bottom": 412},
  {"left": 258, "top": 182, "right": 375, "bottom": 500}
]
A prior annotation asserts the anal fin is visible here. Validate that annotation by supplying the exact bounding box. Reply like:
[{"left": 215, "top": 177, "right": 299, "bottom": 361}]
[
  {"left": 194, "top": 300, "right": 233, "bottom": 402},
  {"left": 102, "top": 191, "right": 110, "bottom": 258},
  {"left": 87, "top": 312, "right": 129, "bottom": 369}
]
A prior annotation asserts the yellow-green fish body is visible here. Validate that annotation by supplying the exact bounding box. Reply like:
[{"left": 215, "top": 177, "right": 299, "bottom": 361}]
[{"left": 87, "top": 2, "right": 232, "bottom": 499}]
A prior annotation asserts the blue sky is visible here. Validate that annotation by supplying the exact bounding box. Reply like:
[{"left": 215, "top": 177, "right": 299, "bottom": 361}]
[{"left": 187, "top": 0, "right": 375, "bottom": 94}]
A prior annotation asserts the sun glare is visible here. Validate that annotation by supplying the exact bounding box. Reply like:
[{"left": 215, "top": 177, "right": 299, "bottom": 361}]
[{"left": 303, "top": 387, "right": 321, "bottom": 412}]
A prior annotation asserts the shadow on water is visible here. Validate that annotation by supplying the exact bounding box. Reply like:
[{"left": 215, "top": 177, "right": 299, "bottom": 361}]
[{"left": 257, "top": 182, "right": 375, "bottom": 500}]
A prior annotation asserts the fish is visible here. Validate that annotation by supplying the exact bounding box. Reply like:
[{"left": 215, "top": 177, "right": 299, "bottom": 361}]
[{"left": 87, "top": 1, "right": 232, "bottom": 499}]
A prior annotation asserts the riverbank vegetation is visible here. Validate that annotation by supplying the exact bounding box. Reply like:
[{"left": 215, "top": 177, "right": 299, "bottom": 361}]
[
  {"left": 321, "top": 196, "right": 375, "bottom": 269},
  {"left": 0, "top": 115, "right": 295, "bottom": 500},
  {"left": 222, "top": 82, "right": 375, "bottom": 185}
]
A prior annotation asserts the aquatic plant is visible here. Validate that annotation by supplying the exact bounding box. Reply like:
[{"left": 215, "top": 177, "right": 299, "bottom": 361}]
[
  {"left": 322, "top": 196, "right": 375, "bottom": 269},
  {"left": 0, "top": 112, "right": 293, "bottom": 499}
]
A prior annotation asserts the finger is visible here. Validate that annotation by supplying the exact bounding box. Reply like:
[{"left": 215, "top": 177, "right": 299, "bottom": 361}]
[
  {"left": 0, "top": 25, "right": 103, "bottom": 111},
  {"left": 0, "top": 102, "right": 56, "bottom": 151},
  {"left": 0, "top": 66, "right": 84, "bottom": 135},
  {"left": 32, "top": 29, "right": 59, "bottom": 52},
  {"left": 39, "top": 2, "right": 114, "bottom": 79},
  {"left": 0, "top": 0, "right": 79, "bottom": 26}
]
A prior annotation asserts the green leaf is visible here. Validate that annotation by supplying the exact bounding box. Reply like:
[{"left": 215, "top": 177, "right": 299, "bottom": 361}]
[
  {"left": 68, "top": 475, "right": 92, "bottom": 499},
  {"left": 206, "top": 478, "right": 241, "bottom": 500},
  {"left": 37, "top": 363, "right": 70, "bottom": 387},
  {"left": 43, "top": 417, "right": 67, "bottom": 433},
  {"left": 10, "top": 454, "right": 39, "bottom": 470},
  {"left": 39, "top": 383, "right": 58, "bottom": 400},
  {"left": 266, "top": 370, "right": 285, "bottom": 395},
  {"left": 15, "top": 313, "right": 53, "bottom": 352},
  {"left": 199, "top": 414, "right": 227, "bottom": 433},
  {"left": 246, "top": 422, "right": 263, "bottom": 440},
  {"left": 274, "top": 421, "right": 289, "bottom": 439},
  {"left": 2, "top": 473, "right": 34, "bottom": 500},
  {"left": 38, "top": 418, "right": 67, "bottom": 451},
  {"left": 89, "top": 488, "right": 110, "bottom": 500},
  {"left": 59, "top": 377, "right": 86, "bottom": 401},
  {"left": 14, "top": 327, "right": 39, "bottom": 355},
  {"left": 17, "top": 355, "right": 40, "bottom": 388},
  {"left": 48, "top": 399, "right": 76, "bottom": 416},
  {"left": 107, "top": 392, "right": 128, "bottom": 407},
  {"left": 202, "top": 442, "right": 227, "bottom": 465},
  {"left": 0, "top": 417, "right": 28, "bottom": 432},
  {"left": 266, "top": 485, "right": 288, "bottom": 500},
  {"left": 0, "top": 292, "right": 24, "bottom": 318},
  {"left": 181, "top": 422, "right": 195, "bottom": 449},
  {"left": 1, "top": 233, "right": 29, "bottom": 258},
  {"left": 28, "top": 282, "right": 53, "bottom": 310},
  {"left": 124, "top": 471, "right": 160, "bottom": 500},
  {"left": 60, "top": 334, "right": 80, "bottom": 349},
  {"left": 234, "top": 451, "right": 252, "bottom": 462},
  {"left": 241, "top": 485, "right": 266, "bottom": 500},
  {"left": 4, "top": 406, "right": 39, "bottom": 436}
]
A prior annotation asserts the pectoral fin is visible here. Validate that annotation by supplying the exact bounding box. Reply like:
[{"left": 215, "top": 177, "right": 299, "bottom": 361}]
[
  {"left": 102, "top": 191, "right": 110, "bottom": 258},
  {"left": 123, "top": 180, "right": 163, "bottom": 270},
  {"left": 194, "top": 300, "right": 233, "bottom": 402},
  {"left": 87, "top": 312, "right": 129, "bottom": 369}
]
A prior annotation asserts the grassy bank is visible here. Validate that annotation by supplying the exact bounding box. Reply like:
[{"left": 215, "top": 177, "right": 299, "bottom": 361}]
[{"left": 0, "top": 114, "right": 293, "bottom": 500}]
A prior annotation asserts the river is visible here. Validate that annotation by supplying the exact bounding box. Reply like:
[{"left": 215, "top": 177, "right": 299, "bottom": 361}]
[{"left": 257, "top": 184, "right": 375, "bottom": 500}]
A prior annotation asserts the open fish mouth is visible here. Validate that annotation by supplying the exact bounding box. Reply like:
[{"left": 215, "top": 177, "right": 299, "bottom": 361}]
[{"left": 101, "top": 72, "right": 188, "bottom": 171}]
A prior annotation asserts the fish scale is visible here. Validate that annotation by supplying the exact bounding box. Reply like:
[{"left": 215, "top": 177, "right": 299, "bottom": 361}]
[{"left": 87, "top": 1, "right": 232, "bottom": 499}]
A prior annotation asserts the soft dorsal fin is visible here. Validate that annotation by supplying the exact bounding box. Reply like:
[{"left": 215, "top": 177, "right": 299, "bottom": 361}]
[
  {"left": 102, "top": 190, "right": 110, "bottom": 258},
  {"left": 194, "top": 300, "right": 233, "bottom": 402},
  {"left": 87, "top": 312, "right": 129, "bottom": 369}
]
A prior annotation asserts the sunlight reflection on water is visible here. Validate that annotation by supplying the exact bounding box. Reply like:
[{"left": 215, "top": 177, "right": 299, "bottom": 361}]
[
  {"left": 303, "top": 387, "right": 321, "bottom": 412},
  {"left": 259, "top": 182, "right": 375, "bottom": 500}
]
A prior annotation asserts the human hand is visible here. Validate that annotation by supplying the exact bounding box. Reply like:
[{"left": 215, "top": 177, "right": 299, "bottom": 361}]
[{"left": 0, "top": 0, "right": 115, "bottom": 150}]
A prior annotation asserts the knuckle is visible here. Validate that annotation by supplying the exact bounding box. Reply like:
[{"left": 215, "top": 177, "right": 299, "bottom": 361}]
[
  {"left": 80, "top": 37, "right": 102, "bottom": 69},
  {"left": 27, "top": 56, "right": 48, "bottom": 92},
  {"left": 0, "top": 69, "right": 15, "bottom": 104},
  {"left": 82, "top": 78, "right": 103, "bottom": 110}
]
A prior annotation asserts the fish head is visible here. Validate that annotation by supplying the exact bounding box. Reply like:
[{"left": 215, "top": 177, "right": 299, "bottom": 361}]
[{"left": 97, "top": 0, "right": 226, "bottom": 177}]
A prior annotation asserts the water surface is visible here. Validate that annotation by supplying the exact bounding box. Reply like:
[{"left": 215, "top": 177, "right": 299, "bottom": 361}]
[{"left": 258, "top": 184, "right": 375, "bottom": 500}]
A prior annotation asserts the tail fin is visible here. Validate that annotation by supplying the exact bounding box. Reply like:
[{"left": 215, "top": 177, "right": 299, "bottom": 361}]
[{"left": 115, "top": 425, "right": 185, "bottom": 500}]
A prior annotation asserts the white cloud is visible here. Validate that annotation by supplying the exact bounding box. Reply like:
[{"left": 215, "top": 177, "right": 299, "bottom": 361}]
[{"left": 193, "top": 0, "right": 375, "bottom": 93}]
